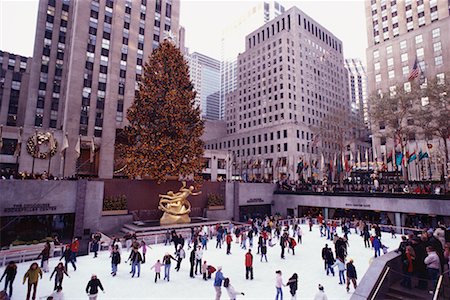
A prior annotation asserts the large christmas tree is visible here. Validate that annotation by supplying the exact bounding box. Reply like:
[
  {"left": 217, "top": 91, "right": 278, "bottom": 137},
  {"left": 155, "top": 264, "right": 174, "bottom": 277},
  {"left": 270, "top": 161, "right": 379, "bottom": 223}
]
[{"left": 119, "top": 40, "right": 204, "bottom": 182}]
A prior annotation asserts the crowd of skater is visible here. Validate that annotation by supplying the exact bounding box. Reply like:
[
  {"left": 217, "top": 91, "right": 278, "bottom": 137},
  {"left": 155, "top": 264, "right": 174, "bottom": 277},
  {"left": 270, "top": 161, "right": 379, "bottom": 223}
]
[{"left": 1, "top": 215, "right": 449, "bottom": 300}]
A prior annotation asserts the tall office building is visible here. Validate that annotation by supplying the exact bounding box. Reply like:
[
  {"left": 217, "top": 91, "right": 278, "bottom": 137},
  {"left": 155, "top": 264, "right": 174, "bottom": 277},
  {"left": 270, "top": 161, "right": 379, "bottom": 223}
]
[
  {"left": 344, "top": 58, "right": 369, "bottom": 128},
  {"left": 186, "top": 51, "right": 221, "bottom": 120},
  {"left": 220, "top": 1, "right": 285, "bottom": 119},
  {"left": 207, "top": 6, "right": 348, "bottom": 181},
  {"left": 365, "top": 0, "right": 450, "bottom": 178},
  {"left": 12, "top": 0, "right": 181, "bottom": 178}
]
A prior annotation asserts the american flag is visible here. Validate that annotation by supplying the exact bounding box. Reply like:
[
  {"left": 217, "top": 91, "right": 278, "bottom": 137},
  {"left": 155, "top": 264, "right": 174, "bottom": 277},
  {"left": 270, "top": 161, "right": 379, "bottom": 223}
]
[{"left": 408, "top": 59, "right": 420, "bottom": 81}]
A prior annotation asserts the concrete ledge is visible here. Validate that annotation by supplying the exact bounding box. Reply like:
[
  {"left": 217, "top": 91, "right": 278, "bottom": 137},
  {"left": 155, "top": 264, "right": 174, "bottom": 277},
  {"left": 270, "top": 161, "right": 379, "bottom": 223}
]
[{"left": 350, "top": 251, "right": 401, "bottom": 300}]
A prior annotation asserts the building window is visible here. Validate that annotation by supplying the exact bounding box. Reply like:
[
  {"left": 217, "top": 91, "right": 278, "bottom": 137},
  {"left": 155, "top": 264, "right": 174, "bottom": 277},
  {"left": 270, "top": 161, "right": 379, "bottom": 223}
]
[
  {"left": 433, "top": 42, "right": 441, "bottom": 52},
  {"left": 415, "top": 34, "right": 423, "bottom": 44},
  {"left": 402, "top": 66, "right": 409, "bottom": 75},
  {"left": 387, "top": 57, "right": 394, "bottom": 67},
  {"left": 374, "top": 62, "right": 380, "bottom": 71},
  {"left": 375, "top": 74, "right": 381, "bottom": 82},
  {"left": 401, "top": 53, "right": 408, "bottom": 62},
  {"left": 434, "top": 55, "right": 443, "bottom": 66},
  {"left": 386, "top": 45, "right": 392, "bottom": 55},
  {"left": 388, "top": 70, "right": 394, "bottom": 79},
  {"left": 373, "top": 50, "right": 379, "bottom": 59},
  {"left": 432, "top": 28, "right": 440, "bottom": 38}
]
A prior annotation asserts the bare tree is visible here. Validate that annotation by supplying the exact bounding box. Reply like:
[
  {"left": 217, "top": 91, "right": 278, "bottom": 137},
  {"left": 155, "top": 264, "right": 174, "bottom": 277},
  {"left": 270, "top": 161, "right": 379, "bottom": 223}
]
[
  {"left": 369, "top": 83, "right": 419, "bottom": 183},
  {"left": 414, "top": 74, "right": 450, "bottom": 179}
]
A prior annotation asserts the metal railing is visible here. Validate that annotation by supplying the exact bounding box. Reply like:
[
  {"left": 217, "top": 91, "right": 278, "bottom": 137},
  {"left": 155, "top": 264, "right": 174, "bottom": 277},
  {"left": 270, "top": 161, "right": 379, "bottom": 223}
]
[{"left": 370, "top": 266, "right": 391, "bottom": 300}]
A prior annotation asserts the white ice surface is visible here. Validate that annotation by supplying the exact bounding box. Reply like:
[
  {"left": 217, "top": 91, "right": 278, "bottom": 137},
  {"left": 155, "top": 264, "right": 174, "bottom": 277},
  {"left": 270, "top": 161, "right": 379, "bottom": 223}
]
[{"left": 1, "top": 224, "right": 400, "bottom": 299}]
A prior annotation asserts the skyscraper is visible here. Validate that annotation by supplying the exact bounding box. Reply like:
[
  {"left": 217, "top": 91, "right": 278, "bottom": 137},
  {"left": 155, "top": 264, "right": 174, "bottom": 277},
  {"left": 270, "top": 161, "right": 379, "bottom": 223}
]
[
  {"left": 220, "top": 1, "right": 285, "bottom": 119},
  {"left": 365, "top": 0, "right": 450, "bottom": 178},
  {"left": 344, "top": 58, "right": 369, "bottom": 129},
  {"left": 186, "top": 51, "right": 221, "bottom": 120},
  {"left": 207, "top": 6, "right": 348, "bottom": 182},
  {"left": 21, "top": 0, "right": 181, "bottom": 178}
]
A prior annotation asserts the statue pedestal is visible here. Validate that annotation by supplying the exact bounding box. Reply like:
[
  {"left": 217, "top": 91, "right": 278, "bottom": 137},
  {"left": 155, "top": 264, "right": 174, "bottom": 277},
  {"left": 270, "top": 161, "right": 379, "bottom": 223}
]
[{"left": 160, "top": 212, "right": 191, "bottom": 225}]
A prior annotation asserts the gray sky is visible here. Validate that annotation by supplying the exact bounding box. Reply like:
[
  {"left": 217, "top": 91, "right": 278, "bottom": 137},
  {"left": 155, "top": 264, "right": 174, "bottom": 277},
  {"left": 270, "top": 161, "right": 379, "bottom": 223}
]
[{"left": 0, "top": 0, "right": 368, "bottom": 62}]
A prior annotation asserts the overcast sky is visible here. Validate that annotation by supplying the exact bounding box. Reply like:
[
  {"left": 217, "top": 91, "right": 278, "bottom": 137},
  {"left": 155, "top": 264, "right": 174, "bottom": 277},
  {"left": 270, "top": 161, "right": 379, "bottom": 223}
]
[{"left": 0, "top": 0, "right": 368, "bottom": 63}]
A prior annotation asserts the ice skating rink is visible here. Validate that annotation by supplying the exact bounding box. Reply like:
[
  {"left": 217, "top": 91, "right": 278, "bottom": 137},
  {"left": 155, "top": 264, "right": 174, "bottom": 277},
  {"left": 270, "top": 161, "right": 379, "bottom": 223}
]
[{"left": 1, "top": 224, "right": 400, "bottom": 299}]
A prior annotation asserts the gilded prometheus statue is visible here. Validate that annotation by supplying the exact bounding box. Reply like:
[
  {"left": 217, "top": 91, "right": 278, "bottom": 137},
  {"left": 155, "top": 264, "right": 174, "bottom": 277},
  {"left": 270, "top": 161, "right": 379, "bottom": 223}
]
[{"left": 158, "top": 181, "right": 201, "bottom": 225}]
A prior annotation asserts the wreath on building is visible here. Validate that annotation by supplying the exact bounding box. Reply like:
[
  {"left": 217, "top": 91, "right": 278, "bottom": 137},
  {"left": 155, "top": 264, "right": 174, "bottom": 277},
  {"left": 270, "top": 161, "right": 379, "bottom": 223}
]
[{"left": 26, "top": 132, "right": 58, "bottom": 159}]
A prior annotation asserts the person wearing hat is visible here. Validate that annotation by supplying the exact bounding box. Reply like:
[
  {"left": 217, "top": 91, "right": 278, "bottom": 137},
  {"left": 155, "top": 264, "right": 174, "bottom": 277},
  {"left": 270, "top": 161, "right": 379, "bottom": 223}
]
[
  {"left": 85, "top": 274, "right": 104, "bottom": 300},
  {"left": 213, "top": 266, "right": 225, "bottom": 300},
  {"left": 313, "top": 284, "right": 328, "bottom": 300}
]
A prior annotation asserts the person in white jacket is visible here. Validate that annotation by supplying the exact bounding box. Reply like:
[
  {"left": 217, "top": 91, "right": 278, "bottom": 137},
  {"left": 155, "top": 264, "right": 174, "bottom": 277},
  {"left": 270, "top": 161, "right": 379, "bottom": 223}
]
[
  {"left": 332, "top": 257, "right": 346, "bottom": 285},
  {"left": 313, "top": 284, "right": 328, "bottom": 300},
  {"left": 224, "top": 278, "right": 244, "bottom": 300},
  {"left": 424, "top": 246, "right": 441, "bottom": 292}
]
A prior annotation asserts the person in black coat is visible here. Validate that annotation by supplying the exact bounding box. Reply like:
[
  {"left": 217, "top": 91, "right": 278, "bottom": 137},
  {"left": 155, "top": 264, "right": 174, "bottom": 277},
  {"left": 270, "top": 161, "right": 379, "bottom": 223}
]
[
  {"left": 110, "top": 245, "right": 121, "bottom": 276},
  {"left": 321, "top": 244, "right": 329, "bottom": 271},
  {"left": 0, "top": 261, "right": 17, "bottom": 297},
  {"left": 50, "top": 262, "right": 69, "bottom": 290},
  {"left": 325, "top": 248, "right": 335, "bottom": 276},
  {"left": 346, "top": 259, "right": 357, "bottom": 292},
  {"left": 287, "top": 273, "right": 298, "bottom": 299},
  {"left": 86, "top": 274, "right": 104, "bottom": 299},
  {"left": 280, "top": 233, "right": 287, "bottom": 259},
  {"left": 189, "top": 248, "right": 196, "bottom": 278},
  {"left": 127, "top": 248, "right": 143, "bottom": 278},
  {"left": 60, "top": 245, "right": 76, "bottom": 271}
]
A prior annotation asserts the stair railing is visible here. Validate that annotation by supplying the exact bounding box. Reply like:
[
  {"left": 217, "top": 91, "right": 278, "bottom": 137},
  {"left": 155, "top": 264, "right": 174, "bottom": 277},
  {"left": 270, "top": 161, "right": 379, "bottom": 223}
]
[{"left": 369, "top": 266, "right": 391, "bottom": 300}]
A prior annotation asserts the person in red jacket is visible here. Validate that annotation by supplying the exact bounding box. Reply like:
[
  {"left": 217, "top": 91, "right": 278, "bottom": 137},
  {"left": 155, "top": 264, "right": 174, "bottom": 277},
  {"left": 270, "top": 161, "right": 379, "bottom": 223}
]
[
  {"left": 226, "top": 232, "right": 233, "bottom": 255},
  {"left": 70, "top": 238, "right": 79, "bottom": 262},
  {"left": 245, "top": 249, "right": 253, "bottom": 280}
]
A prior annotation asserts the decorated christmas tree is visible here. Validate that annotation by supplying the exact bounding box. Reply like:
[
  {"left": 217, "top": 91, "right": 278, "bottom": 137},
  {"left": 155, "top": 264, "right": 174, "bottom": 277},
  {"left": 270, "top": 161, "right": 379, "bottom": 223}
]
[{"left": 119, "top": 40, "right": 204, "bottom": 182}]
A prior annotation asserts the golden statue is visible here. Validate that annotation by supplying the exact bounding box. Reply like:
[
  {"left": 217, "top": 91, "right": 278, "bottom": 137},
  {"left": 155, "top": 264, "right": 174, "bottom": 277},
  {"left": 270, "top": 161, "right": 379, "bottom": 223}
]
[{"left": 158, "top": 181, "right": 201, "bottom": 225}]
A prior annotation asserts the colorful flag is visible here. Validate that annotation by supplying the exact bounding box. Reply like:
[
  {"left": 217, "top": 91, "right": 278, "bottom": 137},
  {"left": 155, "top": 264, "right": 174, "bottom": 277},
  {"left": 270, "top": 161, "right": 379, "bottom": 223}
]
[
  {"left": 418, "top": 150, "right": 429, "bottom": 161},
  {"left": 297, "top": 159, "right": 304, "bottom": 174},
  {"left": 408, "top": 151, "right": 417, "bottom": 163},
  {"left": 408, "top": 58, "right": 420, "bottom": 81},
  {"left": 387, "top": 150, "right": 393, "bottom": 163},
  {"left": 395, "top": 151, "right": 403, "bottom": 166}
]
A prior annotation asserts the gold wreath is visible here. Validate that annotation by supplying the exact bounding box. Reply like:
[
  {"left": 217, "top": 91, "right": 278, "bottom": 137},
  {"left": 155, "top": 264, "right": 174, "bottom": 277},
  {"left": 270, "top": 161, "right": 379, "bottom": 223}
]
[{"left": 26, "top": 132, "right": 58, "bottom": 159}]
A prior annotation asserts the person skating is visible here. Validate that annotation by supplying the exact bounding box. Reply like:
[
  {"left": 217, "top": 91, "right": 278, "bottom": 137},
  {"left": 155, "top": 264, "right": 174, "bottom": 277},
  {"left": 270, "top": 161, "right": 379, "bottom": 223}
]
[
  {"left": 50, "top": 263, "right": 69, "bottom": 290},
  {"left": 286, "top": 273, "right": 298, "bottom": 300},
  {"left": 325, "top": 247, "right": 335, "bottom": 276},
  {"left": 140, "top": 240, "right": 148, "bottom": 263},
  {"left": 321, "top": 244, "right": 329, "bottom": 271},
  {"left": 297, "top": 227, "right": 303, "bottom": 244},
  {"left": 60, "top": 245, "right": 76, "bottom": 271},
  {"left": 110, "top": 245, "right": 121, "bottom": 277},
  {"left": 126, "top": 247, "right": 143, "bottom": 278},
  {"left": 226, "top": 232, "right": 233, "bottom": 255},
  {"left": 280, "top": 234, "right": 287, "bottom": 259},
  {"left": 189, "top": 248, "right": 196, "bottom": 278},
  {"left": 346, "top": 259, "right": 357, "bottom": 292},
  {"left": 224, "top": 278, "right": 244, "bottom": 300},
  {"left": 175, "top": 245, "right": 185, "bottom": 271},
  {"left": 214, "top": 266, "right": 225, "bottom": 300},
  {"left": 245, "top": 249, "right": 253, "bottom": 280},
  {"left": 207, "top": 265, "right": 217, "bottom": 279},
  {"left": 37, "top": 242, "right": 51, "bottom": 272},
  {"left": 23, "top": 262, "right": 42, "bottom": 300},
  {"left": 202, "top": 261, "right": 208, "bottom": 280},
  {"left": 195, "top": 245, "right": 203, "bottom": 275},
  {"left": 216, "top": 229, "right": 223, "bottom": 249},
  {"left": 162, "top": 252, "right": 177, "bottom": 281},
  {"left": 331, "top": 257, "right": 346, "bottom": 284},
  {"left": 372, "top": 236, "right": 381, "bottom": 258},
  {"left": 260, "top": 242, "right": 268, "bottom": 262},
  {"left": 275, "top": 270, "right": 285, "bottom": 300},
  {"left": 257, "top": 234, "right": 264, "bottom": 254},
  {"left": 70, "top": 238, "right": 79, "bottom": 262},
  {"left": 0, "top": 261, "right": 16, "bottom": 298},
  {"left": 288, "top": 237, "right": 297, "bottom": 255},
  {"left": 313, "top": 284, "right": 328, "bottom": 300},
  {"left": 91, "top": 232, "right": 101, "bottom": 258},
  {"left": 85, "top": 274, "right": 104, "bottom": 300},
  {"left": 151, "top": 260, "right": 162, "bottom": 283},
  {"left": 49, "top": 285, "right": 65, "bottom": 300}
]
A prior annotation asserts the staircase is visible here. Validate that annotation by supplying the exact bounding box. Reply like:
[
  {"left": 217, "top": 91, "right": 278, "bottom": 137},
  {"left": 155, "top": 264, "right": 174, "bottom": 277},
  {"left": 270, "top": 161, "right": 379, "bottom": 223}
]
[{"left": 382, "top": 282, "right": 433, "bottom": 300}]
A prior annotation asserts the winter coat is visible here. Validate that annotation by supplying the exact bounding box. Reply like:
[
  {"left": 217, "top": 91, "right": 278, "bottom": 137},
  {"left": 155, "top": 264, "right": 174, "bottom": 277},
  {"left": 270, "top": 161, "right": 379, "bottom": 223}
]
[
  {"left": 261, "top": 245, "right": 267, "bottom": 255},
  {"left": 23, "top": 267, "right": 42, "bottom": 284},
  {"left": 163, "top": 254, "right": 176, "bottom": 265},
  {"left": 424, "top": 251, "right": 440, "bottom": 270},
  {"left": 245, "top": 252, "right": 253, "bottom": 267},
  {"left": 61, "top": 249, "right": 73, "bottom": 262},
  {"left": 128, "top": 251, "right": 143, "bottom": 264},
  {"left": 201, "top": 263, "right": 208, "bottom": 274},
  {"left": 325, "top": 249, "right": 335, "bottom": 264},
  {"left": 433, "top": 228, "right": 446, "bottom": 249},
  {"left": 177, "top": 248, "right": 186, "bottom": 259},
  {"left": 373, "top": 238, "right": 381, "bottom": 250},
  {"left": 214, "top": 270, "right": 225, "bottom": 287},
  {"left": 151, "top": 262, "right": 162, "bottom": 273},
  {"left": 50, "top": 266, "right": 68, "bottom": 280},
  {"left": 314, "top": 291, "right": 328, "bottom": 300},
  {"left": 321, "top": 247, "right": 329, "bottom": 259},
  {"left": 332, "top": 259, "right": 346, "bottom": 271},
  {"left": 195, "top": 249, "right": 203, "bottom": 260},
  {"left": 190, "top": 250, "right": 196, "bottom": 264},
  {"left": 70, "top": 240, "right": 79, "bottom": 253},
  {"left": 226, "top": 284, "right": 242, "bottom": 299},
  {"left": 111, "top": 252, "right": 121, "bottom": 265},
  {"left": 1, "top": 265, "right": 17, "bottom": 281},
  {"left": 275, "top": 274, "right": 283, "bottom": 288},
  {"left": 346, "top": 263, "right": 357, "bottom": 279},
  {"left": 226, "top": 234, "right": 233, "bottom": 244},
  {"left": 86, "top": 278, "right": 104, "bottom": 295},
  {"left": 287, "top": 277, "right": 298, "bottom": 295},
  {"left": 38, "top": 245, "right": 50, "bottom": 260}
]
